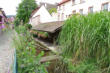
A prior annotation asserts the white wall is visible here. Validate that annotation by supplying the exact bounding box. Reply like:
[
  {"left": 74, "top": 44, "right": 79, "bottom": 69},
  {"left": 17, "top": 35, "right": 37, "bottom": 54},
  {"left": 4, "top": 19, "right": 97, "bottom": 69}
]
[
  {"left": 33, "top": 5, "right": 55, "bottom": 23},
  {"left": 71, "top": 0, "right": 110, "bottom": 14},
  {"left": 57, "top": 0, "right": 110, "bottom": 21},
  {"left": 30, "top": 5, "right": 56, "bottom": 27},
  {"left": 51, "top": 12, "right": 58, "bottom": 21},
  {"left": 57, "top": 1, "right": 72, "bottom": 21}
]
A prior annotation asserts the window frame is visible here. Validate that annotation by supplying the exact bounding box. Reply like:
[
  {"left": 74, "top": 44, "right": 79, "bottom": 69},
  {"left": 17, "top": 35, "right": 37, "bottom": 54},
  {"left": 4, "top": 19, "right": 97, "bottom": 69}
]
[
  {"left": 79, "top": 9, "right": 83, "bottom": 15},
  {"left": 63, "top": 5, "right": 65, "bottom": 11},
  {"left": 61, "top": 13, "right": 64, "bottom": 20},
  {"left": 101, "top": 2, "right": 109, "bottom": 11},
  {"left": 73, "top": 10, "right": 76, "bottom": 14},
  {"left": 88, "top": 6, "right": 93, "bottom": 13},
  {"left": 80, "top": 0, "right": 85, "bottom": 4},
  {"left": 72, "top": 0, "right": 75, "bottom": 5}
]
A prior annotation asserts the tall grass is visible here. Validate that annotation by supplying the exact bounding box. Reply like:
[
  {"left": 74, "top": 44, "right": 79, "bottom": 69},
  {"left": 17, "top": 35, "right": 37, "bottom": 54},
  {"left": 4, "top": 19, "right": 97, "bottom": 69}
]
[{"left": 58, "top": 11, "right": 110, "bottom": 73}]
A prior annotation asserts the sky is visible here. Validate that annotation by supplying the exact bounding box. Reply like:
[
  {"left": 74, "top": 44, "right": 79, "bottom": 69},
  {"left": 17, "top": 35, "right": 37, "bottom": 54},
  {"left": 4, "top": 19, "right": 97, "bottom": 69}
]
[{"left": 0, "top": 0, "right": 61, "bottom": 15}]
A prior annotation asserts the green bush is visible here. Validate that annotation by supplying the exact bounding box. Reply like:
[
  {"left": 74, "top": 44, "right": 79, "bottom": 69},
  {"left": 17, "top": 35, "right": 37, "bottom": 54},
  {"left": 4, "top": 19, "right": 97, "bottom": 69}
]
[
  {"left": 25, "top": 24, "right": 32, "bottom": 29},
  {"left": 58, "top": 11, "right": 110, "bottom": 73},
  {"left": 13, "top": 25, "right": 48, "bottom": 73}
]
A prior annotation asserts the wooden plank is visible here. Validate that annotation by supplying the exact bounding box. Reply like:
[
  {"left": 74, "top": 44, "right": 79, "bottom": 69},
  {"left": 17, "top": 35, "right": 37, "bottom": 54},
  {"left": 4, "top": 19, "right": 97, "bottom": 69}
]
[
  {"left": 34, "top": 38, "right": 58, "bottom": 53},
  {"left": 40, "top": 55, "right": 60, "bottom": 63}
]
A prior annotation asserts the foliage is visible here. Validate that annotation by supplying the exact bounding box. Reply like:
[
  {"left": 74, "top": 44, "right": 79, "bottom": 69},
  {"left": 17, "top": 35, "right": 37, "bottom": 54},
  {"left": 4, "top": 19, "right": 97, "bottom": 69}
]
[
  {"left": 25, "top": 24, "right": 32, "bottom": 29},
  {"left": 14, "top": 17, "right": 20, "bottom": 26},
  {"left": 67, "top": 60, "right": 101, "bottom": 73},
  {"left": 15, "top": 0, "right": 37, "bottom": 25},
  {"left": 31, "top": 30, "right": 49, "bottom": 38},
  {"left": 13, "top": 25, "right": 48, "bottom": 73},
  {"left": 49, "top": 8, "right": 57, "bottom": 14},
  {"left": 58, "top": 11, "right": 110, "bottom": 73}
]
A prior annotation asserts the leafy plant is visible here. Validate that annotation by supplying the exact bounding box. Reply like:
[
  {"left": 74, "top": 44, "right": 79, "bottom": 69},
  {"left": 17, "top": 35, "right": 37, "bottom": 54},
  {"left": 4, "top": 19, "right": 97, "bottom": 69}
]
[{"left": 13, "top": 25, "right": 48, "bottom": 73}]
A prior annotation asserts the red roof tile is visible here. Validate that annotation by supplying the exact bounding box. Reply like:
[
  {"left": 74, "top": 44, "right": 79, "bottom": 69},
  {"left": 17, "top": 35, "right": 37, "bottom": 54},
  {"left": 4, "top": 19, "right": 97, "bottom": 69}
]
[
  {"left": 58, "top": 0, "right": 70, "bottom": 6},
  {"left": 31, "top": 7, "right": 40, "bottom": 17}
]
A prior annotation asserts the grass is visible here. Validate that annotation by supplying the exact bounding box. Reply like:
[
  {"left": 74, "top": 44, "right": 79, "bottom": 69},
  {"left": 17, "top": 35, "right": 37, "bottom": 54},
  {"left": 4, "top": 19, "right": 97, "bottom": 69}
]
[{"left": 57, "top": 11, "right": 110, "bottom": 73}]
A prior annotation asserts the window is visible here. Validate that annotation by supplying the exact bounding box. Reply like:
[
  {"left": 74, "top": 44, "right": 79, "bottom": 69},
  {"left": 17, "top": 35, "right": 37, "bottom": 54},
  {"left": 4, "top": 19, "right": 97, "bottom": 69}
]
[
  {"left": 102, "top": 3, "right": 109, "bottom": 11},
  {"left": 72, "top": 0, "right": 75, "bottom": 5},
  {"left": 59, "top": 6, "right": 61, "bottom": 10},
  {"left": 88, "top": 7, "right": 93, "bottom": 13},
  {"left": 61, "top": 13, "right": 64, "bottom": 20},
  {"left": 63, "top": 5, "right": 65, "bottom": 11},
  {"left": 66, "top": 15, "right": 68, "bottom": 18},
  {"left": 73, "top": 10, "right": 76, "bottom": 14},
  {"left": 58, "top": 14, "right": 60, "bottom": 21},
  {"left": 79, "top": 9, "right": 83, "bottom": 14},
  {"left": 80, "top": 0, "right": 85, "bottom": 3},
  {"left": 69, "top": 14, "right": 72, "bottom": 18}
]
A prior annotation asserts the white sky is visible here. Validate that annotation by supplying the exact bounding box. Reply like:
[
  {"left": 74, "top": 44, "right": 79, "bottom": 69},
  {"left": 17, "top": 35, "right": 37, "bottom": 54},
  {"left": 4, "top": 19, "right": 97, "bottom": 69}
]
[{"left": 0, "top": 0, "right": 61, "bottom": 15}]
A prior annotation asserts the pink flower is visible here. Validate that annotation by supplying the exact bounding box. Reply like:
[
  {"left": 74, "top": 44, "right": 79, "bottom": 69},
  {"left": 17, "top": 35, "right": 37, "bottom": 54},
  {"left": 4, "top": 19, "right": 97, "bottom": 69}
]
[
  {"left": 1, "top": 25, "right": 5, "bottom": 29},
  {"left": 0, "top": 25, "right": 5, "bottom": 29}
]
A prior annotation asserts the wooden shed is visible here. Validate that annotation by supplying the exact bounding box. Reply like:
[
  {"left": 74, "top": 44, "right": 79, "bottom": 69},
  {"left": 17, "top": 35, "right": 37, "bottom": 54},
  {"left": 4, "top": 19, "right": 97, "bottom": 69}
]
[{"left": 32, "top": 21, "right": 64, "bottom": 43}]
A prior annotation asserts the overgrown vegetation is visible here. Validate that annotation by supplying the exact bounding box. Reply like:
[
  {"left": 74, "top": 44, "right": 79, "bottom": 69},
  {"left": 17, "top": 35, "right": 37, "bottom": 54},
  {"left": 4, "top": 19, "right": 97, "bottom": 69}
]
[
  {"left": 58, "top": 11, "right": 110, "bottom": 73},
  {"left": 31, "top": 30, "right": 49, "bottom": 38},
  {"left": 13, "top": 25, "right": 48, "bottom": 73},
  {"left": 14, "top": 0, "right": 37, "bottom": 26},
  {"left": 49, "top": 8, "right": 57, "bottom": 14}
]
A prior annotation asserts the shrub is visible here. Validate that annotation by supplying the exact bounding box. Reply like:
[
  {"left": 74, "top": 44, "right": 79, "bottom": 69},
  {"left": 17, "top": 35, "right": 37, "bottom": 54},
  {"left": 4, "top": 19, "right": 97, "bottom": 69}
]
[
  {"left": 13, "top": 25, "right": 48, "bottom": 73},
  {"left": 25, "top": 24, "right": 32, "bottom": 29}
]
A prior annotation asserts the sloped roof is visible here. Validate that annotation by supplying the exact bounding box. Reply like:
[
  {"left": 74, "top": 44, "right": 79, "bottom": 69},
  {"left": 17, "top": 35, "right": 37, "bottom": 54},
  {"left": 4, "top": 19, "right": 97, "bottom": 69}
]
[
  {"left": 31, "top": 2, "right": 57, "bottom": 18},
  {"left": 31, "top": 7, "right": 40, "bottom": 17},
  {"left": 39, "top": 2, "right": 57, "bottom": 10},
  {"left": 32, "top": 21, "right": 64, "bottom": 33},
  {"left": 58, "top": 0, "right": 70, "bottom": 6}
]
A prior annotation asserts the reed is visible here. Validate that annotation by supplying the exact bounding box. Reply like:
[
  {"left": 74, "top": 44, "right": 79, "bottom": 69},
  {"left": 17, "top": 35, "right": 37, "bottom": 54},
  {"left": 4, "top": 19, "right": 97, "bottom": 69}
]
[{"left": 58, "top": 11, "right": 110, "bottom": 73}]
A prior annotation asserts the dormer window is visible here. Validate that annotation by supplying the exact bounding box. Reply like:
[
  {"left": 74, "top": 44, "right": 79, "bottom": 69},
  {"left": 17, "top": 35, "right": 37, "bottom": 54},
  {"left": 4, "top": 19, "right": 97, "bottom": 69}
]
[{"left": 102, "top": 3, "right": 109, "bottom": 11}]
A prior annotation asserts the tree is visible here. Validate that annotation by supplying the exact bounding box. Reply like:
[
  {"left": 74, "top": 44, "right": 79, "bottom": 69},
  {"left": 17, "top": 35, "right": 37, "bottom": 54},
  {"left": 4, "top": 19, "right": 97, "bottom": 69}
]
[{"left": 16, "top": 0, "right": 37, "bottom": 25}]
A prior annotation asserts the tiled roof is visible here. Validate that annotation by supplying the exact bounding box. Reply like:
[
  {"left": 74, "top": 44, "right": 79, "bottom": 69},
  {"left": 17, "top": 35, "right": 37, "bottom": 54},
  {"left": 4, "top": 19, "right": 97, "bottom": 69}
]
[
  {"left": 58, "top": 0, "right": 70, "bottom": 6},
  {"left": 32, "top": 21, "right": 64, "bottom": 33}
]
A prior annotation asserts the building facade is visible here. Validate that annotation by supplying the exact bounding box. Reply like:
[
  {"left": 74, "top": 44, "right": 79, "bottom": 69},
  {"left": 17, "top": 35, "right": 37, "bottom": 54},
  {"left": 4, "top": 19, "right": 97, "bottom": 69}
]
[
  {"left": 57, "top": 0, "right": 110, "bottom": 21},
  {"left": 0, "top": 8, "right": 7, "bottom": 25},
  {"left": 30, "top": 5, "right": 57, "bottom": 27}
]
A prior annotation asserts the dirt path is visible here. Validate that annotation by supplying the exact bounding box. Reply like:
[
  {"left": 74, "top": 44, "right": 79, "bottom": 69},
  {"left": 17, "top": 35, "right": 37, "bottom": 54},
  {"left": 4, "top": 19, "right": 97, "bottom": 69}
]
[{"left": 0, "top": 31, "right": 15, "bottom": 73}]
